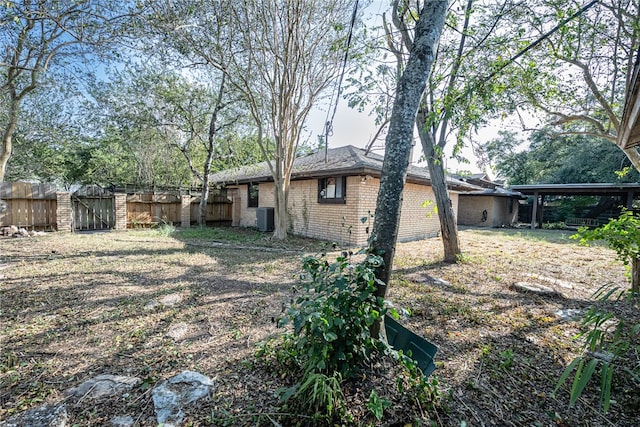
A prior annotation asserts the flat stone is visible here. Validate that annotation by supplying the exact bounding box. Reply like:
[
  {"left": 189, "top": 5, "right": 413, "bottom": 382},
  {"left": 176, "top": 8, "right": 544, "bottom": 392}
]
[
  {"left": 165, "top": 322, "right": 191, "bottom": 341},
  {"left": 0, "top": 402, "right": 67, "bottom": 427},
  {"left": 511, "top": 281, "right": 560, "bottom": 296},
  {"left": 144, "top": 300, "right": 160, "bottom": 311},
  {"left": 152, "top": 371, "right": 215, "bottom": 427},
  {"left": 554, "top": 308, "right": 582, "bottom": 320},
  {"left": 65, "top": 374, "right": 141, "bottom": 401},
  {"left": 432, "top": 277, "right": 451, "bottom": 287},
  {"left": 110, "top": 415, "right": 135, "bottom": 427},
  {"left": 525, "top": 273, "right": 577, "bottom": 289},
  {"left": 160, "top": 294, "right": 182, "bottom": 306}
]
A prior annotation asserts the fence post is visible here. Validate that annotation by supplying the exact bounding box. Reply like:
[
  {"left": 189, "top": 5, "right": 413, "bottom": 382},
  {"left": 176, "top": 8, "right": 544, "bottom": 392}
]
[
  {"left": 181, "top": 195, "right": 191, "bottom": 228},
  {"left": 56, "top": 192, "right": 73, "bottom": 232},
  {"left": 114, "top": 193, "right": 127, "bottom": 230}
]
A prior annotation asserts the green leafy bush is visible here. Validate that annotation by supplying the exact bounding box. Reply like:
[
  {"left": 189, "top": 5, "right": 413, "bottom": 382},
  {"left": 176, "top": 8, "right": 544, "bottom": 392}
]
[
  {"left": 278, "top": 250, "right": 387, "bottom": 377},
  {"left": 256, "top": 250, "right": 441, "bottom": 424}
]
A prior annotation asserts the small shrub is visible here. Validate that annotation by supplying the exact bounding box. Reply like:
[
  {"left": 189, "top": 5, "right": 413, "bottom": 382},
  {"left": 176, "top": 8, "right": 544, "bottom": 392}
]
[
  {"left": 156, "top": 222, "right": 176, "bottom": 237},
  {"left": 278, "top": 250, "right": 387, "bottom": 377},
  {"left": 257, "top": 250, "right": 442, "bottom": 424}
]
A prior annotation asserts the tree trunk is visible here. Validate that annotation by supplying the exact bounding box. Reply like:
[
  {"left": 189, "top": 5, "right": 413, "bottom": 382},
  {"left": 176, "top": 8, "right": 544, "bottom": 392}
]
[
  {"left": 198, "top": 145, "right": 214, "bottom": 226},
  {"left": 273, "top": 176, "right": 289, "bottom": 240},
  {"left": 198, "top": 182, "right": 209, "bottom": 226},
  {"left": 417, "top": 118, "right": 461, "bottom": 262},
  {"left": 0, "top": 133, "right": 12, "bottom": 183},
  {"left": 369, "top": 0, "right": 448, "bottom": 325},
  {"left": 632, "top": 257, "right": 639, "bottom": 295},
  {"left": 0, "top": 96, "right": 20, "bottom": 182}
]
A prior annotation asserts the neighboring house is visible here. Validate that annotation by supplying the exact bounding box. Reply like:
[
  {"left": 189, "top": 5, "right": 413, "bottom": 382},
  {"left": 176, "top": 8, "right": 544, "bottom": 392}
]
[
  {"left": 451, "top": 172, "right": 504, "bottom": 190},
  {"left": 457, "top": 188, "right": 526, "bottom": 228},
  {"left": 210, "top": 145, "right": 480, "bottom": 246}
]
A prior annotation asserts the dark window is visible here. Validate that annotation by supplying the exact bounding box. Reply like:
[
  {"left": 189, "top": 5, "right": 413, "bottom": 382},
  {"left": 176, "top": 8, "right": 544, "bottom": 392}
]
[
  {"left": 318, "top": 176, "right": 346, "bottom": 204},
  {"left": 248, "top": 183, "right": 259, "bottom": 207}
]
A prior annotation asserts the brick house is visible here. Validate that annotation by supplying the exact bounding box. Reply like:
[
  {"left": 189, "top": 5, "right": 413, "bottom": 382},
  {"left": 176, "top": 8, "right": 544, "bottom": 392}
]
[{"left": 211, "top": 145, "right": 480, "bottom": 246}]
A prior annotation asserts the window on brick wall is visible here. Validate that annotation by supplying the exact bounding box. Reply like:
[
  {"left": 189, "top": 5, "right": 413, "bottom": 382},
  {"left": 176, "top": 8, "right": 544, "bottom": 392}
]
[
  {"left": 248, "top": 183, "right": 259, "bottom": 207},
  {"left": 318, "top": 176, "right": 346, "bottom": 204}
]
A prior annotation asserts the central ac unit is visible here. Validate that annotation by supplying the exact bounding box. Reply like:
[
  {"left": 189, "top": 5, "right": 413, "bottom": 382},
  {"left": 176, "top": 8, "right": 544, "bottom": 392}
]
[{"left": 256, "top": 207, "right": 274, "bottom": 232}]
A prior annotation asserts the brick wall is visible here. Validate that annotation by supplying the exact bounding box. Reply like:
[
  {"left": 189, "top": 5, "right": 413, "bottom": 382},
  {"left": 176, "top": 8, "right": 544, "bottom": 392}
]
[
  {"left": 181, "top": 195, "right": 191, "bottom": 228},
  {"left": 231, "top": 175, "right": 454, "bottom": 246},
  {"left": 398, "top": 182, "right": 443, "bottom": 242},
  {"left": 287, "top": 176, "right": 363, "bottom": 246},
  {"left": 55, "top": 192, "right": 72, "bottom": 232},
  {"left": 114, "top": 193, "right": 127, "bottom": 230}
]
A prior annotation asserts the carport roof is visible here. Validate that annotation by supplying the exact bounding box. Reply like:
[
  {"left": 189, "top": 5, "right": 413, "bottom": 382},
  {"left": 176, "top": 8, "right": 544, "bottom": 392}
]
[{"left": 509, "top": 183, "right": 640, "bottom": 197}]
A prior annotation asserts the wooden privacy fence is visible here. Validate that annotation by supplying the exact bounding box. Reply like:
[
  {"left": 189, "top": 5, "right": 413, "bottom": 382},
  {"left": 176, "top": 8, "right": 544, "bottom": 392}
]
[
  {"left": 128, "top": 192, "right": 232, "bottom": 227},
  {"left": 0, "top": 182, "right": 233, "bottom": 231},
  {"left": 0, "top": 182, "right": 58, "bottom": 230}
]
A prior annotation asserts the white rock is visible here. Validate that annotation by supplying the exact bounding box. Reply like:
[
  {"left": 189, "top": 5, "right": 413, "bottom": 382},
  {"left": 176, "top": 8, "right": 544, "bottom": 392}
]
[
  {"left": 65, "top": 374, "right": 141, "bottom": 400},
  {"left": 165, "top": 322, "right": 191, "bottom": 341},
  {"left": 160, "top": 294, "right": 182, "bottom": 306},
  {"left": 110, "top": 415, "right": 135, "bottom": 427},
  {"left": 511, "top": 281, "right": 560, "bottom": 296},
  {"left": 0, "top": 403, "right": 67, "bottom": 427},
  {"left": 152, "top": 371, "right": 215, "bottom": 427}
]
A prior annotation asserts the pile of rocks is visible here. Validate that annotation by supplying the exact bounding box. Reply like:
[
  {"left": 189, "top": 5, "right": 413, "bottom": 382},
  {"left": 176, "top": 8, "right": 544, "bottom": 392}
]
[
  {"left": 0, "top": 371, "right": 215, "bottom": 427},
  {"left": 1, "top": 225, "right": 46, "bottom": 237}
]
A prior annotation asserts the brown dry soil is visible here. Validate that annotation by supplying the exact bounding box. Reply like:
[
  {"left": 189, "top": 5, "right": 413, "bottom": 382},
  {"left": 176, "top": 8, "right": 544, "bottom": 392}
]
[{"left": 1, "top": 227, "right": 638, "bottom": 426}]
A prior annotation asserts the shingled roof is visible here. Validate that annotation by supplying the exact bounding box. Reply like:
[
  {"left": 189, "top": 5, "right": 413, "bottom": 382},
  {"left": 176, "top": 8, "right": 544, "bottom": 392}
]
[{"left": 210, "top": 145, "right": 480, "bottom": 192}]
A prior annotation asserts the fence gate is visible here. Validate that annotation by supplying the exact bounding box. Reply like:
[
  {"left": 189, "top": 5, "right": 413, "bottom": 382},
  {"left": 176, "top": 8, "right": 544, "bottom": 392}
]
[{"left": 72, "top": 186, "right": 115, "bottom": 231}]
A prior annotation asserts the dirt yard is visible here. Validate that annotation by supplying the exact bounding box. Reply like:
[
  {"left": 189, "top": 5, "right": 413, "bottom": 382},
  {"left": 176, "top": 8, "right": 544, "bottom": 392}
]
[{"left": 1, "top": 227, "right": 638, "bottom": 426}]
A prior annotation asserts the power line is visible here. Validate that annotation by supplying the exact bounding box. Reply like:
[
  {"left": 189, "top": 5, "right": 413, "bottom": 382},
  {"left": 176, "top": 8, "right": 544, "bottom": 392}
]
[{"left": 323, "top": 0, "right": 359, "bottom": 161}]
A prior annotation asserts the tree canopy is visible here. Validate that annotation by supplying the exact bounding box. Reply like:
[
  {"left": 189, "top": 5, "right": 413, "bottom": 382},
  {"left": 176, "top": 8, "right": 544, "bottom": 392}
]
[{"left": 478, "top": 130, "right": 640, "bottom": 185}]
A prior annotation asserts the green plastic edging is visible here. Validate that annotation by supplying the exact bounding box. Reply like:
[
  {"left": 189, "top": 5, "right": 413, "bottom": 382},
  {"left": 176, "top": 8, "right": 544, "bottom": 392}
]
[{"left": 384, "top": 314, "right": 438, "bottom": 378}]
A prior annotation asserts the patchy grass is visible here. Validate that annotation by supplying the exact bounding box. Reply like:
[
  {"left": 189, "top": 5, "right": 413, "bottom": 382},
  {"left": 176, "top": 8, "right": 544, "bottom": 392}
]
[{"left": 0, "top": 227, "right": 638, "bottom": 426}]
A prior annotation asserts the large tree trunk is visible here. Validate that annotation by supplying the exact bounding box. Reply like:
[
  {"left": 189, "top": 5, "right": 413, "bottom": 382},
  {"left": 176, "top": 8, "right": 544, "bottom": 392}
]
[
  {"left": 369, "top": 0, "right": 448, "bottom": 325},
  {"left": 271, "top": 137, "right": 294, "bottom": 240},
  {"left": 198, "top": 181, "right": 210, "bottom": 226},
  {"left": 198, "top": 148, "right": 215, "bottom": 226},
  {"left": 0, "top": 133, "right": 13, "bottom": 183},
  {"left": 416, "top": 110, "right": 461, "bottom": 262},
  {"left": 273, "top": 177, "right": 289, "bottom": 240}
]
